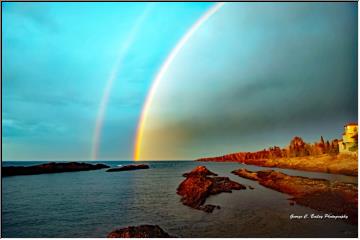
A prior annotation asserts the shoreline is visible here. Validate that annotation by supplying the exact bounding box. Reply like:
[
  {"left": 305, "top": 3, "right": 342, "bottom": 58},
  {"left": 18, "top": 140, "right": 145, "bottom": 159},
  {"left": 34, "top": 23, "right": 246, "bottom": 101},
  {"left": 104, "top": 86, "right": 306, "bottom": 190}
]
[
  {"left": 198, "top": 153, "right": 358, "bottom": 177},
  {"left": 231, "top": 168, "right": 358, "bottom": 224}
]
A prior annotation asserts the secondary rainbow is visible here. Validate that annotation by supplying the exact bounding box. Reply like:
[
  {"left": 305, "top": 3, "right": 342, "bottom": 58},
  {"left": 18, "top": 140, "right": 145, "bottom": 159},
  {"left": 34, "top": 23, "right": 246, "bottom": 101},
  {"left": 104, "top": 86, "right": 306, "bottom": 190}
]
[
  {"left": 133, "top": 2, "right": 225, "bottom": 160},
  {"left": 91, "top": 4, "right": 153, "bottom": 160}
]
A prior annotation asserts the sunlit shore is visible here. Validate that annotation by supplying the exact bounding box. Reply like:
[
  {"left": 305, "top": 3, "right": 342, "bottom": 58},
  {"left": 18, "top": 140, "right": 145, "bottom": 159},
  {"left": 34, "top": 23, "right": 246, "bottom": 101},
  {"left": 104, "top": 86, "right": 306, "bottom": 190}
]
[{"left": 199, "top": 153, "right": 358, "bottom": 176}]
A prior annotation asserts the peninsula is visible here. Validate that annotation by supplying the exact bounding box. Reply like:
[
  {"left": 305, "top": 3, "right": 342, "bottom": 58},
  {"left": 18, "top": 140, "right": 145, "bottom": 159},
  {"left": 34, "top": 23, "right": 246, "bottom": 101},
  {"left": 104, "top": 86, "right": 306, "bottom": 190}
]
[{"left": 198, "top": 123, "right": 358, "bottom": 176}]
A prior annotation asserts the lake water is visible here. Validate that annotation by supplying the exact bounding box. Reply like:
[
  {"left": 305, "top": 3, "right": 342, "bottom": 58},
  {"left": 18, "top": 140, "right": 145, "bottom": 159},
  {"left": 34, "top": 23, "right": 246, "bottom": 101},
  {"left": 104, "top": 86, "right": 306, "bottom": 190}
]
[{"left": 2, "top": 161, "right": 358, "bottom": 237}]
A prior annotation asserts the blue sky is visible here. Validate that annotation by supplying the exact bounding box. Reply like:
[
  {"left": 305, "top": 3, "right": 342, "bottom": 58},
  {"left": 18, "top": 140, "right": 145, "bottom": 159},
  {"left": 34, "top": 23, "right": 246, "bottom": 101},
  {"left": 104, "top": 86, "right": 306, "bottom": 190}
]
[
  {"left": 2, "top": 2, "right": 214, "bottom": 160},
  {"left": 2, "top": 2, "right": 358, "bottom": 161}
]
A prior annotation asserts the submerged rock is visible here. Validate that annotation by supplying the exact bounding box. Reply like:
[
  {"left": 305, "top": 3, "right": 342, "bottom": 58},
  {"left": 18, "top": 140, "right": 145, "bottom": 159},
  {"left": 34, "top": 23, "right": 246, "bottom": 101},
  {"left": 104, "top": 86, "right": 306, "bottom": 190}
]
[
  {"left": 232, "top": 168, "right": 358, "bottom": 224},
  {"left": 177, "top": 166, "right": 246, "bottom": 212},
  {"left": 231, "top": 168, "right": 259, "bottom": 181},
  {"left": 107, "top": 225, "right": 173, "bottom": 238},
  {"left": 106, "top": 164, "right": 149, "bottom": 172},
  {"left": 2, "top": 162, "right": 109, "bottom": 177}
]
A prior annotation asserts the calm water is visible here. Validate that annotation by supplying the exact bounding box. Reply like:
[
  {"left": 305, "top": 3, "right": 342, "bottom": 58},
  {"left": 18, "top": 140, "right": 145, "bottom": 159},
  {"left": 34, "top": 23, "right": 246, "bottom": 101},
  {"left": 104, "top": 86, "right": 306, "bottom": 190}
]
[{"left": 2, "top": 161, "right": 358, "bottom": 237}]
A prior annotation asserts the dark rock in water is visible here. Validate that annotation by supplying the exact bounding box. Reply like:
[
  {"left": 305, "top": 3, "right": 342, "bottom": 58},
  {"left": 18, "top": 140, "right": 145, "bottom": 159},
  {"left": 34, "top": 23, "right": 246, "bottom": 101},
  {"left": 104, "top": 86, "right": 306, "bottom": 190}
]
[
  {"left": 107, "top": 225, "right": 173, "bottom": 238},
  {"left": 2, "top": 162, "right": 110, "bottom": 177},
  {"left": 177, "top": 166, "right": 246, "bottom": 213},
  {"left": 199, "top": 204, "right": 220, "bottom": 213},
  {"left": 106, "top": 164, "right": 149, "bottom": 172},
  {"left": 248, "top": 185, "right": 255, "bottom": 190},
  {"left": 232, "top": 168, "right": 358, "bottom": 224}
]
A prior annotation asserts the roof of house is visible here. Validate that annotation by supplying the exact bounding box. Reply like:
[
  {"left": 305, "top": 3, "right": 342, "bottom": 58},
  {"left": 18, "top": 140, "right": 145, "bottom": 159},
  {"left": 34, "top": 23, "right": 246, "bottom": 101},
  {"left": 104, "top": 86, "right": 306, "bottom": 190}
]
[{"left": 345, "top": 122, "right": 358, "bottom": 126}]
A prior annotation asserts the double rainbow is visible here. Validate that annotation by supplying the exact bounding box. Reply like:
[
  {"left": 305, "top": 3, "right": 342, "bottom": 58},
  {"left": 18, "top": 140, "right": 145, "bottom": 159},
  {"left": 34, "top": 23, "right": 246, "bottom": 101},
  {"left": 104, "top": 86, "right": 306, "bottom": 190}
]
[
  {"left": 133, "top": 2, "right": 225, "bottom": 160},
  {"left": 91, "top": 4, "right": 153, "bottom": 160},
  {"left": 91, "top": 3, "right": 224, "bottom": 160}
]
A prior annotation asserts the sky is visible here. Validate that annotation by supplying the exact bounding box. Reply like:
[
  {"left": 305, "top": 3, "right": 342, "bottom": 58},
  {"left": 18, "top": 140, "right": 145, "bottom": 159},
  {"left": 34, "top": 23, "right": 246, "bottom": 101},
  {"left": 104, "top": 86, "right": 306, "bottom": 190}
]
[
  {"left": 2, "top": 2, "right": 214, "bottom": 160},
  {"left": 2, "top": 2, "right": 358, "bottom": 161}
]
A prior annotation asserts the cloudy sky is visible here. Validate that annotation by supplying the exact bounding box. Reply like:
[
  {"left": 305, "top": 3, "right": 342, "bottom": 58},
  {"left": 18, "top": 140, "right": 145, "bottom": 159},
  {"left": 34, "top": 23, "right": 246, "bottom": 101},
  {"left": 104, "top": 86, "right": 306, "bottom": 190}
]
[
  {"left": 139, "top": 2, "right": 358, "bottom": 160},
  {"left": 2, "top": 2, "right": 357, "bottom": 161}
]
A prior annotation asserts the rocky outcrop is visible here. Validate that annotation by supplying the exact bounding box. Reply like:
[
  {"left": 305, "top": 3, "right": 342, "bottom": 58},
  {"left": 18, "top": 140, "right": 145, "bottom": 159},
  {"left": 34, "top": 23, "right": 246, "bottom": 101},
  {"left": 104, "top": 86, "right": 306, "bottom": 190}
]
[
  {"left": 106, "top": 164, "right": 149, "bottom": 172},
  {"left": 232, "top": 168, "right": 358, "bottom": 224},
  {"left": 107, "top": 225, "right": 173, "bottom": 238},
  {"left": 231, "top": 168, "right": 259, "bottom": 181},
  {"left": 2, "top": 162, "right": 110, "bottom": 177},
  {"left": 177, "top": 166, "right": 246, "bottom": 212}
]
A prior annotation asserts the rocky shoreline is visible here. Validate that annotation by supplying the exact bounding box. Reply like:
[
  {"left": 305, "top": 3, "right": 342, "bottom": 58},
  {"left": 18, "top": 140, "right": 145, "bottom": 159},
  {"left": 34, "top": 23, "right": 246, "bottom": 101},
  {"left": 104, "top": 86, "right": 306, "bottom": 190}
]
[
  {"left": 197, "top": 136, "right": 357, "bottom": 176},
  {"left": 2, "top": 162, "right": 110, "bottom": 177},
  {"left": 177, "top": 166, "right": 246, "bottom": 212},
  {"left": 199, "top": 153, "right": 357, "bottom": 176},
  {"left": 232, "top": 168, "right": 358, "bottom": 224}
]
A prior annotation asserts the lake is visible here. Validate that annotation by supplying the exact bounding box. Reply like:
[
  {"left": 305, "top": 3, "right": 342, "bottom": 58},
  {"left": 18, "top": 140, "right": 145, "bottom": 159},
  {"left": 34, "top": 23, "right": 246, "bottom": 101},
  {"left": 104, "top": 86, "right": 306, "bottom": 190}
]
[{"left": 2, "top": 161, "right": 357, "bottom": 237}]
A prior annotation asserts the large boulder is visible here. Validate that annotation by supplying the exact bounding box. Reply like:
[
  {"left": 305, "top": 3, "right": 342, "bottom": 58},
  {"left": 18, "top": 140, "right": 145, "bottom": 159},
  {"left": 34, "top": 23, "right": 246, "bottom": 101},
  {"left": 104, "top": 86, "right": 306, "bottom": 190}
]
[
  {"left": 107, "top": 225, "right": 173, "bottom": 238},
  {"left": 177, "top": 166, "right": 246, "bottom": 212}
]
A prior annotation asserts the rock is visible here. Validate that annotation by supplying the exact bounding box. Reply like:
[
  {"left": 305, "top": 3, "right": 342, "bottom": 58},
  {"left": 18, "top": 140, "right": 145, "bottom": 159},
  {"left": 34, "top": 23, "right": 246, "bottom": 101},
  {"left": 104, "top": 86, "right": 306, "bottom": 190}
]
[
  {"left": 210, "top": 176, "right": 245, "bottom": 194},
  {"left": 248, "top": 186, "right": 254, "bottom": 190},
  {"left": 231, "top": 168, "right": 259, "bottom": 181},
  {"left": 232, "top": 168, "right": 358, "bottom": 224},
  {"left": 199, "top": 204, "right": 220, "bottom": 213},
  {"left": 177, "top": 166, "right": 246, "bottom": 212},
  {"left": 182, "top": 165, "right": 217, "bottom": 177},
  {"left": 107, "top": 225, "right": 173, "bottom": 238},
  {"left": 106, "top": 164, "right": 149, "bottom": 172},
  {"left": 2, "top": 162, "right": 110, "bottom": 177}
]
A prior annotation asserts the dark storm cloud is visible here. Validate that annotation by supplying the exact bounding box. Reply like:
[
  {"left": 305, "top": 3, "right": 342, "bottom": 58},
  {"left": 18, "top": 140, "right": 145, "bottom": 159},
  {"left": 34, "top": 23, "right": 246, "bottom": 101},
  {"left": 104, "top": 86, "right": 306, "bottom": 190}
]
[{"left": 142, "top": 2, "right": 358, "bottom": 159}]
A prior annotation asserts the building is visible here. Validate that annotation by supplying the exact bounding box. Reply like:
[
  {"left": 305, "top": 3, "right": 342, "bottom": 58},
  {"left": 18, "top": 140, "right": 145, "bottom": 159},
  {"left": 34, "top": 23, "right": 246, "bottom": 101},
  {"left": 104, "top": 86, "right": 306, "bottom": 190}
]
[{"left": 338, "top": 123, "right": 358, "bottom": 154}]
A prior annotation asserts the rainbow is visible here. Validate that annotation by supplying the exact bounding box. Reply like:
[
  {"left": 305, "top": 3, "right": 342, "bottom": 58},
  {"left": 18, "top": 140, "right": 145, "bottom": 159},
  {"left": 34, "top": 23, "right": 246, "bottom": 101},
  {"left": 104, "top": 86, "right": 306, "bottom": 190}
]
[
  {"left": 133, "top": 2, "right": 225, "bottom": 161},
  {"left": 91, "top": 4, "right": 153, "bottom": 160}
]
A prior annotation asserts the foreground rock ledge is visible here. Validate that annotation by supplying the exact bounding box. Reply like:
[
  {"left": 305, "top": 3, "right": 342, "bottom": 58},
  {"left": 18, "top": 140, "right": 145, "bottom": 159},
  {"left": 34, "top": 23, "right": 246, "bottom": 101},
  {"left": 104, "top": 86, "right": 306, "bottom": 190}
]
[
  {"left": 177, "top": 166, "right": 246, "bottom": 212},
  {"left": 106, "top": 164, "right": 150, "bottom": 172},
  {"left": 2, "top": 162, "right": 110, "bottom": 177},
  {"left": 232, "top": 168, "right": 358, "bottom": 224},
  {"left": 107, "top": 225, "right": 173, "bottom": 238}
]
